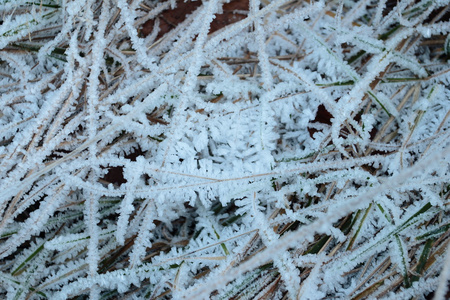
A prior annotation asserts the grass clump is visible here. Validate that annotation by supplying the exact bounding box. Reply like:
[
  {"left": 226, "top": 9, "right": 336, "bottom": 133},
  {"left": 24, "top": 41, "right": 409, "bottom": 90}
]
[{"left": 0, "top": 0, "right": 449, "bottom": 299}]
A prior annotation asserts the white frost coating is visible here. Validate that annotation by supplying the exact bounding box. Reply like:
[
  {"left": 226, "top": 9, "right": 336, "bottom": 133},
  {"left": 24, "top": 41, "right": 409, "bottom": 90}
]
[
  {"left": 434, "top": 243, "right": 450, "bottom": 300},
  {"left": 0, "top": 0, "right": 448, "bottom": 299}
]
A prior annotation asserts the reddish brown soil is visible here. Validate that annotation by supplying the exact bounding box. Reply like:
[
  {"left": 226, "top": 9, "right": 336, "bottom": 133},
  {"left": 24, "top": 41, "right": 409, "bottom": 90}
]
[{"left": 141, "top": 0, "right": 249, "bottom": 39}]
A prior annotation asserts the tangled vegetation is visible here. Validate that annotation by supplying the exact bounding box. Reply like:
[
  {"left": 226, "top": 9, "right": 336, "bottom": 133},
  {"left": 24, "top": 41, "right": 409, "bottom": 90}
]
[{"left": 0, "top": 0, "right": 449, "bottom": 299}]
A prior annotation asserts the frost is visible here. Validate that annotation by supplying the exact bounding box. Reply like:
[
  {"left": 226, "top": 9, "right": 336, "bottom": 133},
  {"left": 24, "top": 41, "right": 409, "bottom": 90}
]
[{"left": 0, "top": 0, "right": 449, "bottom": 299}]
